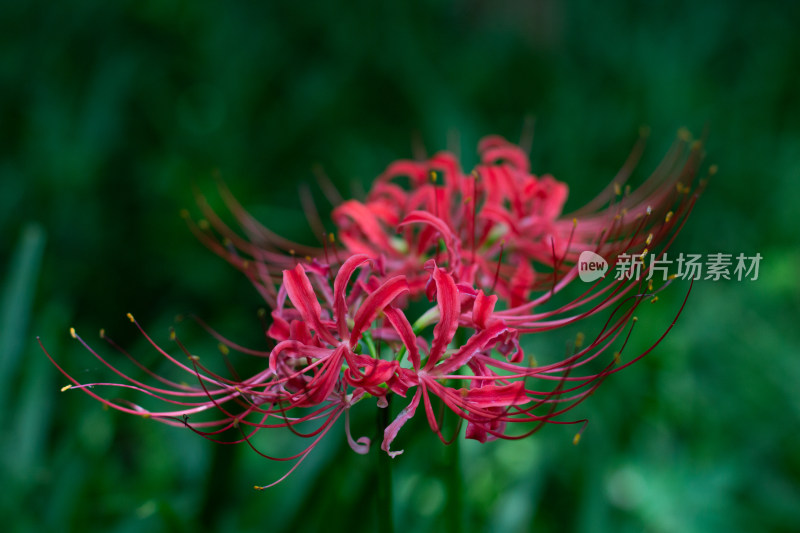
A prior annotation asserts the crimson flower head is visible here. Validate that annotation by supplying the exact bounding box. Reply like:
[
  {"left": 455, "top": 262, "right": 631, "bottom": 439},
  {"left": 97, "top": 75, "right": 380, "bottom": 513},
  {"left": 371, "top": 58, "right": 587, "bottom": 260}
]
[{"left": 44, "top": 129, "right": 708, "bottom": 486}]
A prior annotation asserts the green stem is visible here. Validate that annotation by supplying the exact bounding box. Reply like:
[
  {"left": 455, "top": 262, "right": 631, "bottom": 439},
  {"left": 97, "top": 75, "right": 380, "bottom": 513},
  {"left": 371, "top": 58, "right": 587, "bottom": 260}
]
[
  {"left": 363, "top": 330, "right": 378, "bottom": 358},
  {"left": 377, "top": 398, "right": 394, "bottom": 533},
  {"left": 447, "top": 328, "right": 466, "bottom": 533},
  {"left": 446, "top": 435, "right": 463, "bottom": 533}
]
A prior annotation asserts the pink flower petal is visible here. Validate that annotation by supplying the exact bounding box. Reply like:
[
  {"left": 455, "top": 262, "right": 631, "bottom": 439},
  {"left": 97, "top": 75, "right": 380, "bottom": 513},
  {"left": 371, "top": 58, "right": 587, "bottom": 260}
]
[
  {"left": 283, "top": 264, "right": 339, "bottom": 346},
  {"left": 472, "top": 290, "right": 498, "bottom": 330},
  {"left": 345, "top": 407, "right": 371, "bottom": 455},
  {"left": 481, "top": 144, "right": 531, "bottom": 173},
  {"left": 350, "top": 276, "right": 410, "bottom": 348},
  {"left": 425, "top": 267, "right": 460, "bottom": 369},
  {"left": 383, "top": 306, "right": 421, "bottom": 371},
  {"left": 381, "top": 388, "right": 422, "bottom": 458},
  {"left": 334, "top": 254, "right": 371, "bottom": 341},
  {"left": 433, "top": 321, "right": 508, "bottom": 376},
  {"left": 460, "top": 381, "right": 526, "bottom": 407},
  {"left": 333, "top": 200, "right": 394, "bottom": 254},
  {"left": 399, "top": 211, "right": 461, "bottom": 270}
]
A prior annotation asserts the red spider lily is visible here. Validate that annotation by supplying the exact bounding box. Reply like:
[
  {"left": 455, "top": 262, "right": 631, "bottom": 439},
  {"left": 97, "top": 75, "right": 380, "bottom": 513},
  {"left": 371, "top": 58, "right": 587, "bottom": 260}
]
[{"left": 44, "top": 129, "right": 708, "bottom": 486}]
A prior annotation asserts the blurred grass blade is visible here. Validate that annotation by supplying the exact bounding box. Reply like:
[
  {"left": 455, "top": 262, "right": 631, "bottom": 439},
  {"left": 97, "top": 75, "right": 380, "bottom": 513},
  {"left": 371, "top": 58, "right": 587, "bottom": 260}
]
[{"left": 0, "top": 222, "right": 46, "bottom": 415}]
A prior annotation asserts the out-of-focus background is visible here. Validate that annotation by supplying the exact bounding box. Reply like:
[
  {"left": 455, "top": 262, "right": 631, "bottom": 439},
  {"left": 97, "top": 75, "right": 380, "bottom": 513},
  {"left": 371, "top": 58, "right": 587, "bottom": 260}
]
[{"left": 2, "top": 1, "right": 798, "bottom": 532}]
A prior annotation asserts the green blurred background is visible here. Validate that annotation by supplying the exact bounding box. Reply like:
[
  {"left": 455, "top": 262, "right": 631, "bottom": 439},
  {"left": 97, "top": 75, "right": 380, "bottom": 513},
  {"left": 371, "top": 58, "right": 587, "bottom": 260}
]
[{"left": 2, "top": 1, "right": 799, "bottom": 532}]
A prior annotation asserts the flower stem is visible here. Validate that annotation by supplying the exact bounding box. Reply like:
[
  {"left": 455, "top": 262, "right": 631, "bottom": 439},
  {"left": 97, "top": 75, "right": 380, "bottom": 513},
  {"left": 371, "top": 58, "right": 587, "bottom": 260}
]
[
  {"left": 445, "top": 433, "right": 464, "bottom": 531},
  {"left": 441, "top": 414, "right": 465, "bottom": 533},
  {"left": 447, "top": 333, "right": 466, "bottom": 532},
  {"left": 377, "top": 397, "right": 394, "bottom": 533}
]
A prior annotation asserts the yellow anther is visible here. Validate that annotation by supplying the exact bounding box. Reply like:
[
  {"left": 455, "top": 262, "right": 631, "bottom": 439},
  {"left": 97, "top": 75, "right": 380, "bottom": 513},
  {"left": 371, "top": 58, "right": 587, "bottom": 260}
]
[
  {"left": 573, "top": 433, "right": 581, "bottom": 445},
  {"left": 254, "top": 486, "right": 266, "bottom": 491},
  {"left": 127, "top": 313, "right": 135, "bottom": 323},
  {"left": 632, "top": 316, "right": 639, "bottom": 322},
  {"left": 198, "top": 219, "right": 210, "bottom": 230},
  {"left": 691, "top": 140, "right": 703, "bottom": 151},
  {"left": 242, "top": 260, "right": 250, "bottom": 269},
  {"left": 99, "top": 328, "right": 105, "bottom": 338},
  {"left": 613, "top": 182, "right": 621, "bottom": 196},
  {"left": 289, "top": 249, "right": 296, "bottom": 255},
  {"left": 665, "top": 211, "right": 674, "bottom": 222},
  {"left": 575, "top": 332, "right": 585, "bottom": 349},
  {"left": 614, "top": 351, "right": 621, "bottom": 364},
  {"left": 61, "top": 384, "right": 72, "bottom": 392},
  {"left": 218, "top": 343, "right": 230, "bottom": 356},
  {"left": 430, "top": 170, "right": 438, "bottom": 183},
  {"left": 709, "top": 164, "right": 718, "bottom": 175},
  {"left": 640, "top": 248, "right": 649, "bottom": 259},
  {"left": 305, "top": 256, "right": 311, "bottom": 262},
  {"left": 69, "top": 327, "right": 77, "bottom": 339},
  {"left": 647, "top": 279, "right": 654, "bottom": 292},
  {"left": 572, "top": 218, "right": 577, "bottom": 227},
  {"left": 650, "top": 296, "right": 659, "bottom": 304},
  {"left": 678, "top": 127, "right": 691, "bottom": 142},
  {"left": 169, "top": 329, "right": 176, "bottom": 341},
  {"left": 329, "top": 232, "right": 336, "bottom": 243},
  {"left": 645, "top": 233, "right": 653, "bottom": 246},
  {"left": 463, "top": 196, "right": 472, "bottom": 204},
  {"left": 668, "top": 273, "right": 679, "bottom": 280},
  {"left": 188, "top": 354, "right": 199, "bottom": 362},
  {"left": 142, "top": 413, "right": 151, "bottom": 419},
  {"left": 620, "top": 208, "right": 628, "bottom": 216}
]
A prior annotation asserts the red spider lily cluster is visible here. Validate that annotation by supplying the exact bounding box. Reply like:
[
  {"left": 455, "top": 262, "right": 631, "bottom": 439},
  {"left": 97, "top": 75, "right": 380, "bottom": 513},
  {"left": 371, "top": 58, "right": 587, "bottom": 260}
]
[{"left": 44, "top": 130, "right": 707, "bottom": 487}]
